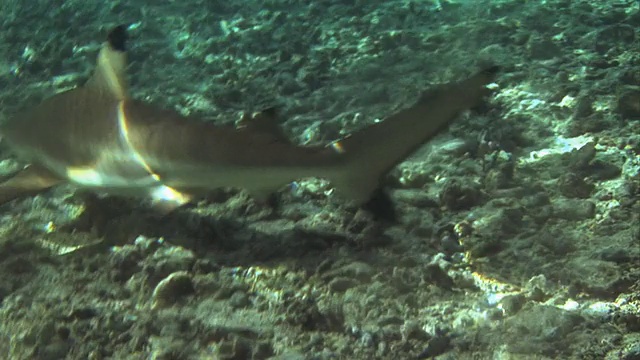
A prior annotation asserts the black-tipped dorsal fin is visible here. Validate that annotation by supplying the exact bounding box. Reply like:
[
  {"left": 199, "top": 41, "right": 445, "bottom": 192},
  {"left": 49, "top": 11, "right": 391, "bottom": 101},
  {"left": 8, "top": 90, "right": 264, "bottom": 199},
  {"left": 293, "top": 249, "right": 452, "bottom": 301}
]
[{"left": 86, "top": 25, "right": 129, "bottom": 100}]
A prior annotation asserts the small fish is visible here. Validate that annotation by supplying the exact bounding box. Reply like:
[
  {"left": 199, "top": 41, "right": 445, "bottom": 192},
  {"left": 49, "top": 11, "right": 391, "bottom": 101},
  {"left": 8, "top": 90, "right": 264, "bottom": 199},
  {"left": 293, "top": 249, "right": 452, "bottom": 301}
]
[{"left": 0, "top": 25, "right": 497, "bottom": 218}]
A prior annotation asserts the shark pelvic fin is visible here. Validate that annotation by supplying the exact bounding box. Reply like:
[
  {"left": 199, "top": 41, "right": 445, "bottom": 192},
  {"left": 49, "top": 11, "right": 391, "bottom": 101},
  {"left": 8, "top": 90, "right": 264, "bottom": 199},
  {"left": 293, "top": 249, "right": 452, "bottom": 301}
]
[
  {"left": 0, "top": 165, "right": 64, "bottom": 205},
  {"left": 86, "top": 24, "right": 129, "bottom": 100}
]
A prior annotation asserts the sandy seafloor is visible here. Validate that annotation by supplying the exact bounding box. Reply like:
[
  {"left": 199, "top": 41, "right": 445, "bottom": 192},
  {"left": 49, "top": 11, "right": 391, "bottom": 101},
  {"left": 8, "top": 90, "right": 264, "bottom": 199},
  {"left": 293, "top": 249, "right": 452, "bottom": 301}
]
[{"left": 0, "top": 0, "right": 638, "bottom": 359}]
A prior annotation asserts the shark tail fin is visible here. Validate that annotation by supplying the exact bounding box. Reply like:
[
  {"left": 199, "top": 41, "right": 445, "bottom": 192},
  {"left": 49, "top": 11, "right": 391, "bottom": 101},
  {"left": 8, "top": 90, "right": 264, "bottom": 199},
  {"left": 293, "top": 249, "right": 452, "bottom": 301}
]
[{"left": 329, "top": 67, "right": 499, "bottom": 210}]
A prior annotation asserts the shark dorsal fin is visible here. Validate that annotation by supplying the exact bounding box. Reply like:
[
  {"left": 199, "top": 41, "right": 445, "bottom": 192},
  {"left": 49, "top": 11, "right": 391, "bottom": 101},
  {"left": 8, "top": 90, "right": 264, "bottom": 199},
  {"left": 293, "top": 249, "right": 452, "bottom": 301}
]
[
  {"left": 86, "top": 25, "right": 129, "bottom": 100},
  {"left": 236, "top": 107, "right": 291, "bottom": 144}
]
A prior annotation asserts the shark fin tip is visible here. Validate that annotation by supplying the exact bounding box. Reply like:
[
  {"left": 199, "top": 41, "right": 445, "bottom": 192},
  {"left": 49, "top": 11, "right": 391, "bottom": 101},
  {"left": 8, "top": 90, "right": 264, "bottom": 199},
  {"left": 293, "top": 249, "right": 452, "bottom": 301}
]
[{"left": 107, "top": 25, "right": 129, "bottom": 52}]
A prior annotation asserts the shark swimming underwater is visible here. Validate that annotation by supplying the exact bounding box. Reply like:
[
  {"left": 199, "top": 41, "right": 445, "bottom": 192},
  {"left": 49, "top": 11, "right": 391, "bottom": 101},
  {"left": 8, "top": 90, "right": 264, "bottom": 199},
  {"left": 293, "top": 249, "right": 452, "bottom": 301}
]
[{"left": 0, "top": 25, "right": 497, "bottom": 218}]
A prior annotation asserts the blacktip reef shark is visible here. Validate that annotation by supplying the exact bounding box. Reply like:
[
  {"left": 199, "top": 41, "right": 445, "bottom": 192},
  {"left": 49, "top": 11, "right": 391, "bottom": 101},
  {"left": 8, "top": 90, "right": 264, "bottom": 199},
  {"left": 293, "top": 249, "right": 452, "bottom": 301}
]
[{"left": 0, "top": 25, "right": 498, "bottom": 220}]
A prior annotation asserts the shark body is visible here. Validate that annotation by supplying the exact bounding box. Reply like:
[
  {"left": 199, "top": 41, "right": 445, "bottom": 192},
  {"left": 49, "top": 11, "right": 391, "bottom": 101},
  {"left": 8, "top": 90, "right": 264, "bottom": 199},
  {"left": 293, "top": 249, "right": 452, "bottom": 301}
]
[{"left": 0, "top": 25, "right": 497, "bottom": 215}]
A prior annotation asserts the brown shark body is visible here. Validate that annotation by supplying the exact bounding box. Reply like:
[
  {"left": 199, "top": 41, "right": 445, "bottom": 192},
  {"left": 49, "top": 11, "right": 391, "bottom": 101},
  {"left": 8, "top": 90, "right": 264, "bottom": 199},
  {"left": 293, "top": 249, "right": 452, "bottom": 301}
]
[{"left": 0, "top": 25, "right": 497, "bottom": 213}]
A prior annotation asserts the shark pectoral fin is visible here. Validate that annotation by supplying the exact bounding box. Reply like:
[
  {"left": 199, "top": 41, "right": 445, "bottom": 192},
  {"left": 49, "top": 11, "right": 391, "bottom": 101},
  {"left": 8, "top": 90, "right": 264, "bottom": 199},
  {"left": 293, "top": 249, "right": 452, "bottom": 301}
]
[
  {"left": 148, "top": 184, "right": 193, "bottom": 214},
  {"left": 0, "top": 165, "right": 64, "bottom": 205}
]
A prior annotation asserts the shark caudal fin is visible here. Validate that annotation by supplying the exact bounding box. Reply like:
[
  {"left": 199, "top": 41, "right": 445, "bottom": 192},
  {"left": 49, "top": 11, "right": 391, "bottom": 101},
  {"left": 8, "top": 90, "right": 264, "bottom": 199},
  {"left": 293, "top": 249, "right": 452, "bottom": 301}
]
[{"left": 330, "top": 67, "right": 499, "bottom": 209}]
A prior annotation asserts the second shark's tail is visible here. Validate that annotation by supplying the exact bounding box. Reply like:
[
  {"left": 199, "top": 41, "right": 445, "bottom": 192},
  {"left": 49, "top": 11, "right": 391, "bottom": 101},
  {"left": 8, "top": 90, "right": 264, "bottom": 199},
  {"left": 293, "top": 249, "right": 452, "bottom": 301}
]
[{"left": 330, "top": 67, "right": 499, "bottom": 206}]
